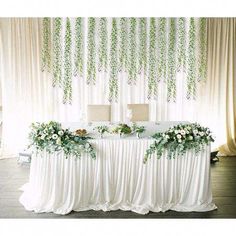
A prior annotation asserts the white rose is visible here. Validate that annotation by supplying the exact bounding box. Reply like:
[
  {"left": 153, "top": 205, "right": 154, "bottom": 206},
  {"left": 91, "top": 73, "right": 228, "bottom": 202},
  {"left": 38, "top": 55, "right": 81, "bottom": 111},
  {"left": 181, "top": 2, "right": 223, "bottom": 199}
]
[
  {"left": 180, "top": 130, "right": 186, "bottom": 135},
  {"left": 189, "top": 136, "right": 193, "bottom": 140},
  {"left": 85, "top": 143, "right": 90, "bottom": 149},
  {"left": 186, "top": 131, "right": 189, "bottom": 134},
  {"left": 165, "top": 135, "right": 170, "bottom": 139},
  {"left": 177, "top": 134, "right": 182, "bottom": 139},
  {"left": 58, "top": 130, "right": 64, "bottom": 136},
  {"left": 178, "top": 139, "right": 182, "bottom": 143},
  {"left": 193, "top": 130, "right": 198, "bottom": 135},
  {"left": 174, "top": 130, "right": 178, "bottom": 134},
  {"left": 200, "top": 132, "right": 204, "bottom": 136},
  {"left": 52, "top": 134, "right": 58, "bottom": 139}
]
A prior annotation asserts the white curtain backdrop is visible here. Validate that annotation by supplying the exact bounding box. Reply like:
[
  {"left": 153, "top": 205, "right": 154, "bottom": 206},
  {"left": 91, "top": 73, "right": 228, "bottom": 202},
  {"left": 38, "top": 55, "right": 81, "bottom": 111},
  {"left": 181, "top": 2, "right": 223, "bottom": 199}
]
[{"left": 0, "top": 18, "right": 225, "bottom": 158}]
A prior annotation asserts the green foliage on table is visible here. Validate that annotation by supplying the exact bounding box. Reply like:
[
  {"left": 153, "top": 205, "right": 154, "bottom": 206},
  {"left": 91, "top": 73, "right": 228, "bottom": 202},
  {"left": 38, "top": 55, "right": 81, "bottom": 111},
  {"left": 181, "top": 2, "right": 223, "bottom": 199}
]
[
  {"left": 148, "top": 18, "right": 158, "bottom": 99},
  {"left": 87, "top": 17, "right": 96, "bottom": 85},
  {"left": 109, "top": 18, "right": 118, "bottom": 102},
  {"left": 144, "top": 123, "right": 214, "bottom": 163},
  {"left": 131, "top": 123, "right": 146, "bottom": 134},
  {"left": 111, "top": 123, "right": 132, "bottom": 135},
  {"left": 93, "top": 125, "right": 109, "bottom": 135},
  {"left": 52, "top": 17, "right": 62, "bottom": 87},
  {"left": 138, "top": 18, "right": 147, "bottom": 74},
  {"left": 98, "top": 18, "right": 108, "bottom": 72},
  {"left": 119, "top": 17, "right": 128, "bottom": 72},
  {"left": 28, "top": 121, "right": 96, "bottom": 159},
  {"left": 167, "top": 18, "right": 177, "bottom": 102},
  {"left": 74, "top": 17, "right": 84, "bottom": 77},
  {"left": 128, "top": 18, "right": 138, "bottom": 85},
  {"left": 187, "top": 18, "right": 196, "bottom": 99},
  {"left": 41, "top": 17, "right": 51, "bottom": 72}
]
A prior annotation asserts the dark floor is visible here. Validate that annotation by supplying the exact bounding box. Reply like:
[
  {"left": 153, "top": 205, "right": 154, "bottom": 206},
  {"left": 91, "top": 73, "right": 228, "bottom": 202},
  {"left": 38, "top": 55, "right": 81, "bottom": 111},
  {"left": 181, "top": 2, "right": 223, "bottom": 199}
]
[{"left": 0, "top": 157, "right": 236, "bottom": 218}]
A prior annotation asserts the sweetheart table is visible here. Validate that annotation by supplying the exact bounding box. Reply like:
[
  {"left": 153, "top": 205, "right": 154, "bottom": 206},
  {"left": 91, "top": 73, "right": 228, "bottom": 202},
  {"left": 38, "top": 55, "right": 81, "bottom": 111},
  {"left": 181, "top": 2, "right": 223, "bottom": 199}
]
[{"left": 19, "top": 125, "right": 217, "bottom": 214}]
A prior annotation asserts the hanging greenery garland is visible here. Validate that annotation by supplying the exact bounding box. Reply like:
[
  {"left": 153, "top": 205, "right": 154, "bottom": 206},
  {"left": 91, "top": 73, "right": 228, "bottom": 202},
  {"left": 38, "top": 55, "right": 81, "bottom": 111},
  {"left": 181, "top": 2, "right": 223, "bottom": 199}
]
[
  {"left": 187, "top": 17, "right": 197, "bottom": 99},
  {"left": 128, "top": 18, "right": 137, "bottom": 85},
  {"left": 98, "top": 17, "right": 108, "bottom": 72},
  {"left": 109, "top": 18, "right": 118, "bottom": 102},
  {"left": 157, "top": 17, "right": 167, "bottom": 81},
  {"left": 63, "top": 18, "right": 72, "bottom": 104},
  {"left": 74, "top": 17, "right": 84, "bottom": 77},
  {"left": 198, "top": 18, "right": 207, "bottom": 82},
  {"left": 138, "top": 18, "right": 147, "bottom": 74},
  {"left": 177, "top": 17, "right": 186, "bottom": 72},
  {"left": 52, "top": 18, "right": 62, "bottom": 87},
  {"left": 41, "top": 17, "right": 51, "bottom": 72},
  {"left": 148, "top": 18, "right": 158, "bottom": 99},
  {"left": 87, "top": 17, "right": 96, "bottom": 85},
  {"left": 119, "top": 18, "right": 128, "bottom": 72},
  {"left": 167, "top": 18, "right": 177, "bottom": 102}
]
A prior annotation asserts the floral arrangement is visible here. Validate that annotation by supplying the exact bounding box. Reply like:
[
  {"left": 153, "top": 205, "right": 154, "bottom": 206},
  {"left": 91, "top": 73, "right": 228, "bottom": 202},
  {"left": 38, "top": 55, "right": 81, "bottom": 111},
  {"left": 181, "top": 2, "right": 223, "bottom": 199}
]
[
  {"left": 93, "top": 125, "right": 109, "bottom": 138},
  {"left": 144, "top": 123, "right": 214, "bottom": 163},
  {"left": 131, "top": 123, "right": 146, "bottom": 138},
  {"left": 111, "top": 123, "right": 132, "bottom": 137},
  {"left": 28, "top": 121, "right": 96, "bottom": 159}
]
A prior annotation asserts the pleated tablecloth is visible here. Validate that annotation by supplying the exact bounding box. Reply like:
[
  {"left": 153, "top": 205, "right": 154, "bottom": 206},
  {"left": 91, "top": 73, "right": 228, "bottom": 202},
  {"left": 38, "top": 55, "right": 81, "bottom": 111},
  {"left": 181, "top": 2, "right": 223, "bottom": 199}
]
[{"left": 20, "top": 139, "right": 217, "bottom": 215}]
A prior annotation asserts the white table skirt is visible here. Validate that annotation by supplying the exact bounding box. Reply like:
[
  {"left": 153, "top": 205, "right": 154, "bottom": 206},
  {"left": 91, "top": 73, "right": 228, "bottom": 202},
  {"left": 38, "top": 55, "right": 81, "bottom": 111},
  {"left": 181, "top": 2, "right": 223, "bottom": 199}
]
[{"left": 19, "top": 139, "right": 217, "bottom": 215}]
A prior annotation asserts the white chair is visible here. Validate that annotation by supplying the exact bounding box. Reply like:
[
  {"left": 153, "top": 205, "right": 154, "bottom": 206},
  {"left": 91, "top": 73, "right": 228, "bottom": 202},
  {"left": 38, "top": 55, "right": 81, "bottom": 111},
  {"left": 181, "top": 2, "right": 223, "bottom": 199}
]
[
  {"left": 127, "top": 104, "right": 149, "bottom": 122},
  {"left": 87, "top": 105, "right": 111, "bottom": 122}
]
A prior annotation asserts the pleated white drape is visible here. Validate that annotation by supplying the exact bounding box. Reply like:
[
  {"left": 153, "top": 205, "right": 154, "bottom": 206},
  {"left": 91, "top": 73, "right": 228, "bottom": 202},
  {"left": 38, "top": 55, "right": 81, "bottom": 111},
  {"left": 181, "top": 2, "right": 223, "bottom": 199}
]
[{"left": 0, "top": 18, "right": 228, "bottom": 158}]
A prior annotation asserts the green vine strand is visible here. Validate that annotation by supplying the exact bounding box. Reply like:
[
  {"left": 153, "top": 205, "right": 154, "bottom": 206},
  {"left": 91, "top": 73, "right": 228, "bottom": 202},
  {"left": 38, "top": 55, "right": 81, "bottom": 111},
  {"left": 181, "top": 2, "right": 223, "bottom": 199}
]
[
  {"left": 128, "top": 18, "right": 137, "bottom": 85},
  {"left": 98, "top": 18, "right": 108, "bottom": 72},
  {"left": 109, "top": 18, "right": 118, "bottom": 102},
  {"left": 87, "top": 17, "right": 96, "bottom": 85},
  {"left": 167, "top": 18, "right": 177, "bottom": 102},
  {"left": 63, "top": 18, "right": 72, "bottom": 104},
  {"left": 187, "top": 17, "right": 196, "bottom": 99},
  {"left": 52, "top": 18, "right": 62, "bottom": 87},
  {"left": 198, "top": 18, "right": 207, "bottom": 82},
  {"left": 148, "top": 18, "right": 158, "bottom": 99},
  {"left": 41, "top": 17, "right": 51, "bottom": 72},
  {"left": 138, "top": 18, "right": 147, "bottom": 74},
  {"left": 157, "top": 17, "right": 167, "bottom": 81},
  {"left": 177, "top": 17, "right": 186, "bottom": 72},
  {"left": 119, "top": 18, "right": 128, "bottom": 72},
  {"left": 74, "top": 17, "right": 84, "bottom": 77}
]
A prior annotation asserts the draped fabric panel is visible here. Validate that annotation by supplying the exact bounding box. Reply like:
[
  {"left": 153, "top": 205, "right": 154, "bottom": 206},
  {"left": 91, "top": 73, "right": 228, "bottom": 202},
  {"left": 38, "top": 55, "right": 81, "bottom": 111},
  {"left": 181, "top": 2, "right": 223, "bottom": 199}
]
[
  {"left": 0, "top": 18, "right": 234, "bottom": 158},
  {"left": 196, "top": 18, "right": 236, "bottom": 156},
  {"left": 19, "top": 141, "right": 216, "bottom": 215}
]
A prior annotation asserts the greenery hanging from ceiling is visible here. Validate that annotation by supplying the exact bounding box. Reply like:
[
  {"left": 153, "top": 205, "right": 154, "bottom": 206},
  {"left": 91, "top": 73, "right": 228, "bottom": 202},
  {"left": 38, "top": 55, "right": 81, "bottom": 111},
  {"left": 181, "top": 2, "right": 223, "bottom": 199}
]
[
  {"left": 187, "top": 17, "right": 196, "bottom": 99},
  {"left": 157, "top": 18, "right": 167, "bottom": 81},
  {"left": 98, "top": 18, "right": 108, "bottom": 72},
  {"left": 128, "top": 18, "right": 138, "bottom": 85},
  {"left": 167, "top": 18, "right": 177, "bottom": 102},
  {"left": 177, "top": 17, "right": 186, "bottom": 72},
  {"left": 52, "top": 18, "right": 62, "bottom": 87},
  {"left": 148, "top": 18, "right": 158, "bottom": 99},
  {"left": 40, "top": 17, "right": 208, "bottom": 104},
  {"left": 119, "top": 18, "right": 128, "bottom": 73},
  {"left": 138, "top": 18, "right": 147, "bottom": 75},
  {"left": 63, "top": 18, "right": 72, "bottom": 104},
  {"left": 109, "top": 18, "right": 118, "bottom": 102},
  {"left": 41, "top": 17, "right": 51, "bottom": 73},
  {"left": 198, "top": 18, "right": 207, "bottom": 82},
  {"left": 74, "top": 17, "right": 84, "bottom": 77},
  {"left": 87, "top": 17, "right": 96, "bottom": 85}
]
